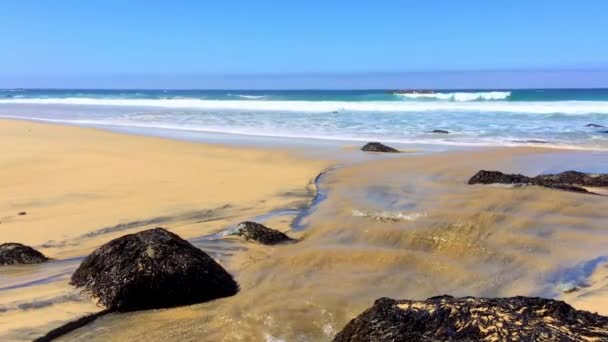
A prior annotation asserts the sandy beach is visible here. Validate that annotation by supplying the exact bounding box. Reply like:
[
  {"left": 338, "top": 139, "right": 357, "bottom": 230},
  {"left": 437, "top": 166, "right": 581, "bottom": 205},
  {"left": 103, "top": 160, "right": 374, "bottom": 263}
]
[
  {"left": 0, "top": 119, "right": 329, "bottom": 340},
  {"left": 1, "top": 119, "right": 607, "bottom": 341}
]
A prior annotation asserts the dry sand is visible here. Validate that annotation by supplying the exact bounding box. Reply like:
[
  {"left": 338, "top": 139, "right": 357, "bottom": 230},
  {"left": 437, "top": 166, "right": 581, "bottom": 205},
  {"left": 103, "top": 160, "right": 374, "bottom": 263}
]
[{"left": 1, "top": 120, "right": 607, "bottom": 341}]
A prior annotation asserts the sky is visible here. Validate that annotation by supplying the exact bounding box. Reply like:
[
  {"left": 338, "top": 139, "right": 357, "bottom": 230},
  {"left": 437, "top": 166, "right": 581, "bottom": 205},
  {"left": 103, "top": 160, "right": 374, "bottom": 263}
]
[{"left": 1, "top": 0, "right": 607, "bottom": 89}]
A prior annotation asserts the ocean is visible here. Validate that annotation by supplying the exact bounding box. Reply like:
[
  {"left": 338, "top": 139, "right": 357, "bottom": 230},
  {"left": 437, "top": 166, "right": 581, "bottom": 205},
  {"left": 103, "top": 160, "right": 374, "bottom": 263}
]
[{"left": 1, "top": 88, "right": 607, "bottom": 149}]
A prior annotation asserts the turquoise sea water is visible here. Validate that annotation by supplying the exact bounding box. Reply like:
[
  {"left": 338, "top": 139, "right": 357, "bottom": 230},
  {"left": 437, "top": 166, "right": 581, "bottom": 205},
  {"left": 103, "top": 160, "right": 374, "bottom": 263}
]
[{"left": 0, "top": 88, "right": 607, "bottom": 149}]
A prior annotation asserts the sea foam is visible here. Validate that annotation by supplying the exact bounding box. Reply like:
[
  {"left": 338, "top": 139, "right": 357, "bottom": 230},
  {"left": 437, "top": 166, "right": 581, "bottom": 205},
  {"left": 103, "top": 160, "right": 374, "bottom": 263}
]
[{"left": 1, "top": 97, "right": 608, "bottom": 114}]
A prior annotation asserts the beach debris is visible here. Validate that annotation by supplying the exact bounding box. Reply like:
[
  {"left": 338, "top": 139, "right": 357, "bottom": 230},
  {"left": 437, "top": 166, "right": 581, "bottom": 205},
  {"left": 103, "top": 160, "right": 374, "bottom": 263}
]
[
  {"left": 333, "top": 295, "right": 608, "bottom": 342},
  {"left": 430, "top": 129, "right": 450, "bottom": 134},
  {"left": 586, "top": 123, "right": 605, "bottom": 128},
  {"left": 361, "top": 142, "right": 400, "bottom": 153},
  {"left": 71, "top": 227, "right": 238, "bottom": 311},
  {"left": 0, "top": 243, "right": 48, "bottom": 266},
  {"left": 468, "top": 170, "right": 608, "bottom": 194},
  {"left": 558, "top": 282, "right": 578, "bottom": 293},
  {"left": 351, "top": 209, "right": 425, "bottom": 222},
  {"left": 235, "top": 221, "right": 295, "bottom": 245},
  {"left": 17, "top": 211, "right": 27, "bottom": 216}
]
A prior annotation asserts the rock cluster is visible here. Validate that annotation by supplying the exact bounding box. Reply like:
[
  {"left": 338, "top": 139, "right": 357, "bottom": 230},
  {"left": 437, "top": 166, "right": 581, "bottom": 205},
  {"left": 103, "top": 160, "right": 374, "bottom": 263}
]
[{"left": 468, "top": 170, "right": 608, "bottom": 194}]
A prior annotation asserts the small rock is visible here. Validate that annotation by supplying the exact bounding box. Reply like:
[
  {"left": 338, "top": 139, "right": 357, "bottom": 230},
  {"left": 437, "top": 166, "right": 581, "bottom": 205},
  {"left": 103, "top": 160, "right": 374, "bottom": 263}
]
[
  {"left": 430, "top": 129, "right": 449, "bottom": 134},
  {"left": 18, "top": 212, "right": 27, "bottom": 216},
  {"left": 235, "top": 221, "right": 295, "bottom": 245},
  {"left": 361, "top": 142, "right": 399, "bottom": 153},
  {"left": 333, "top": 295, "right": 608, "bottom": 341},
  {"left": 0, "top": 243, "right": 48, "bottom": 266}
]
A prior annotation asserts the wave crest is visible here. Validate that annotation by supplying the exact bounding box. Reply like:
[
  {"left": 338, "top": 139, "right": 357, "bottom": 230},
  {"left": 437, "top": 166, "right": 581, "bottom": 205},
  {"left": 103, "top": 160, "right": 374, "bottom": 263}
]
[{"left": 396, "top": 91, "right": 511, "bottom": 101}]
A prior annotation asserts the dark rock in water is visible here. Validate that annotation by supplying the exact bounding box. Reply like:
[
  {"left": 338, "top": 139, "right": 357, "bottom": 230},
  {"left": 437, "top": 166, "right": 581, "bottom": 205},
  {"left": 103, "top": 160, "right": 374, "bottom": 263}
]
[
  {"left": 468, "top": 170, "right": 607, "bottom": 194},
  {"left": 586, "top": 123, "right": 605, "bottom": 128},
  {"left": 467, "top": 170, "right": 531, "bottom": 185},
  {"left": 361, "top": 142, "right": 399, "bottom": 153},
  {"left": 430, "top": 129, "right": 449, "bottom": 134},
  {"left": 235, "top": 221, "right": 295, "bottom": 245},
  {"left": 512, "top": 139, "right": 549, "bottom": 144},
  {"left": 71, "top": 227, "right": 238, "bottom": 311},
  {"left": 333, "top": 295, "right": 608, "bottom": 342},
  {"left": 534, "top": 170, "right": 608, "bottom": 187},
  {"left": 0, "top": 243, "right": 48, "bottom": 266}
]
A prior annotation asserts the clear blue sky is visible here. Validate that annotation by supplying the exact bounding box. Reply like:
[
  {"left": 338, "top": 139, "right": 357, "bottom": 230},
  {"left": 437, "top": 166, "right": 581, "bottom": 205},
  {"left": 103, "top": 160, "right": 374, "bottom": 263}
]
[{"left": 1, "top": 0, "right": 607, "bottom": 88}]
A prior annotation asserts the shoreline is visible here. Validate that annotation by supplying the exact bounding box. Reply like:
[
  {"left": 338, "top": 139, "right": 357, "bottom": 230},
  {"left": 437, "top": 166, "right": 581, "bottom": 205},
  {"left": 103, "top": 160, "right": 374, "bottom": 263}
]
[{"left": 1, "top": 118, "right": 607, "bottom": 341}]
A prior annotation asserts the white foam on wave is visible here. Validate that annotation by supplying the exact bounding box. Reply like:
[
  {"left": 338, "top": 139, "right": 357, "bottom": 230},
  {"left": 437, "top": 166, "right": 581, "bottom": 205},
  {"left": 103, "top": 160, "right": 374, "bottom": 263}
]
[
  {"left": 396, "top": 91, "right": 511, "bottom": 101},
  {"left": 1, "top": 97, "right": 608, "bottom": 114},
  {"left": 352, "top": 209, "right": 426, "bottom": 222},
  {"left": 235, "top": 94, "right": 266, "bottom": 99}
]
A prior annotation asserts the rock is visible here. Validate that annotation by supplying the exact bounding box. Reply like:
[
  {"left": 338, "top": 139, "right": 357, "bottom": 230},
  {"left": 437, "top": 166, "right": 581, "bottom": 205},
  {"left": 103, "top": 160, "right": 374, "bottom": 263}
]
[
  {"left": 468, "top": 170, "right": 607, "bottom": 194},
  {"left": 586, "top": 123, "right": 605, "bottom": 128},
  {"left": 333, "top": 295, "right": 608, "bottom": 342},
  {"left": 71, "top": 227, "right": 238, "bottom": 311},
  {"left": 467, "top": 170, "right": 531, "bottom": 185},
  {"left": 0, "top": 243, "right": 48, "bottom": 266},
  {"left": 512, "top": 139, "right": 549, "bottom": 144},
  {"left": 361, "top": 142, "right": 399, "bottom": 153},
  {"left": 18, "top": 211, "right": 26, "bottom": 216},
  {"left": 533, "top": 170, "right": 608, "bottom": 187},
  {"left": 235, "top": 221, "right": 295, "bottom": 245},
  {"left": 430, "top": 129, "right": 449, "bottom": 134}
]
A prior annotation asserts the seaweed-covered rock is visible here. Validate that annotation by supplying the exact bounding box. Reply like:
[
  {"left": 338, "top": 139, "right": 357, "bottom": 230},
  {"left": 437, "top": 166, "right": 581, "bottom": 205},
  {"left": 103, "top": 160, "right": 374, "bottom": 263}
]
[
  {"left": 235, "top": 221, "right": 295, "bottom": 245},
  {"left": 71, "top": 227, "right": 238, "bottom": 311},
  {"left": 468, "top": 170, "right": 607, "bottom": 194},
  {"left": 534, "top": 170, "right": 608, "bottom": 187},
  {"left": 361, "top": 142, "right": 399, "bottom": 153},
  {"left": 430, "top": 129, "right": 449, "bottom": 134},
  {"left": 467, "top": 170, "right": 531, "bottom": 185},
  {"left": 0, "top": 243, "right": 48, "bottom": 266},
  {"left": 333, "top": 295, "right": 608, "bottom": 342}
]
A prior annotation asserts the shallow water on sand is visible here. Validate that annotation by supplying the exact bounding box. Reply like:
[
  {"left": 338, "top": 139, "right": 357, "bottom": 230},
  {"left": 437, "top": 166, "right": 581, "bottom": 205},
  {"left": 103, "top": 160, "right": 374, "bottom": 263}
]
[{"left": 44, "top": 148, "right": 608, "bottom": 341}]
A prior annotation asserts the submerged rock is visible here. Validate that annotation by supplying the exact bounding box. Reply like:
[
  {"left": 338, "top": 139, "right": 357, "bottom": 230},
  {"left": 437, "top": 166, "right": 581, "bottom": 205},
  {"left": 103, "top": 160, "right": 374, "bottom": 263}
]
[
  {"left": 71, "top": 227, "right": 238, "bottom": 311},
  {"left": 333, "top": 295, "right": 608, "bottom": 341},
  {"left": 430, "top": 129, "right": 449, "bottom": 134},
  {"left": 468, "top": 170, "right": 607, "bottom": 194},
  {"left": 361, "top": 142, "right": 399, "bottom": 153},
  {"left": 0, "top": 243, "right": 48, "bottom": 266},
  {"left": 235, "top": 221, "right": 295, "bottom": 245}
]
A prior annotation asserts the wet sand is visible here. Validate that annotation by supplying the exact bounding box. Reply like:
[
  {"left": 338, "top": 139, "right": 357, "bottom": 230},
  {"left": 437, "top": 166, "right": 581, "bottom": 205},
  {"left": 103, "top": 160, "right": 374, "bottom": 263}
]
[{"left": 1, "top": 120, "right": 607, "bottom": 341}]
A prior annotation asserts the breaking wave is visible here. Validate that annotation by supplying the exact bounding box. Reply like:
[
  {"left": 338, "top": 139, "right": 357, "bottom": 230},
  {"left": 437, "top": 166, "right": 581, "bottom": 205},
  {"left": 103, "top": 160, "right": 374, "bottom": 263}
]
[
  {"left": 395, "top": 91, "right": 511, "bottom": 101},
  {"left": 1, "top": 97, "right": 608, "bottom": 114}
]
